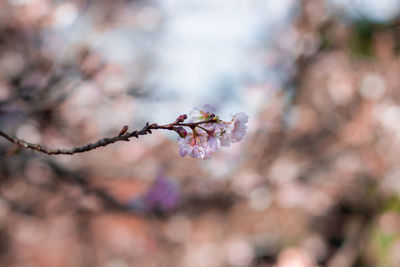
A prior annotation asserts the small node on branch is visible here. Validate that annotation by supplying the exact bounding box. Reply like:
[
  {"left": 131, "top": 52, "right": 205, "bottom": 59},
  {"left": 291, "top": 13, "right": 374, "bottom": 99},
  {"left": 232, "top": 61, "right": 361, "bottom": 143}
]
[{"left": 132, "top": 131, "right": 139, "bottom": 138}]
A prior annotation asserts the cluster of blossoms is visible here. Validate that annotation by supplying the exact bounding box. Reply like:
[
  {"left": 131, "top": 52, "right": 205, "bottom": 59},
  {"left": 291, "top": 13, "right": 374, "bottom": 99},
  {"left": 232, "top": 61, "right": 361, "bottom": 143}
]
[{"left": 175, "top": 105, "right": 249, "bottom": 159}]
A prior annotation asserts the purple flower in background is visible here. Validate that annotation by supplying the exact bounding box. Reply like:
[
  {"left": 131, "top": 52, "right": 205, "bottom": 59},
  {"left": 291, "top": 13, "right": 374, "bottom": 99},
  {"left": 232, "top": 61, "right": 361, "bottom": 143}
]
[
  {"left": 143, "top": 174, "right": 181, "bottom": 213},
  {"left": 128, "top": 174, "right": 181, "bottom": 214}
]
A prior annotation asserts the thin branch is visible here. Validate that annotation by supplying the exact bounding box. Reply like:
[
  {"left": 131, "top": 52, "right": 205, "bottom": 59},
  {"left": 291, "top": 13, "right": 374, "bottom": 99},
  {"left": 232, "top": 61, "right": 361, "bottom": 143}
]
[{"left": 0, "top": 119, "right": 218, "bottom": 155}]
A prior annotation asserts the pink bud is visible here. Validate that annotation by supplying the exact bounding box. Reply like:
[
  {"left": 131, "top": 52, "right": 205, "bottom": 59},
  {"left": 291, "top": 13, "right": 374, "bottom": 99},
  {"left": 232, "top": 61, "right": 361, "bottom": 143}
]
[
  {"left": 118, "top": 125, "right": 129, "bottom": 136},
  {"left": 175, "top": 127, "right": 187, "bottom": 138},
  {"left": 176, "top": 114, "right": 188, "bottom": 123}
]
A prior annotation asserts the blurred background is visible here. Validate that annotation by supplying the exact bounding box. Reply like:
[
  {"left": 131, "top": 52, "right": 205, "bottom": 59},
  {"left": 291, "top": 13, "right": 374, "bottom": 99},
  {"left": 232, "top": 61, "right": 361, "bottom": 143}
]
[{"left": 1, "top": 0, "right": 400, "bottom": 266}]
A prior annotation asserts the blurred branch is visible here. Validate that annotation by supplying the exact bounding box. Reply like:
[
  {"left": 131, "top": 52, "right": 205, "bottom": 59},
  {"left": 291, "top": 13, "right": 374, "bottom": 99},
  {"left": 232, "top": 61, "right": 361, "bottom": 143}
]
[
  {"left": 45, "top": 159, "right": 130, "bottom": 212},
  {"left": 0, "top": 195, "right": 36, "bottom": 216},
  {"left": 0, "top": 118, "right": 218, "bottom": 155}
]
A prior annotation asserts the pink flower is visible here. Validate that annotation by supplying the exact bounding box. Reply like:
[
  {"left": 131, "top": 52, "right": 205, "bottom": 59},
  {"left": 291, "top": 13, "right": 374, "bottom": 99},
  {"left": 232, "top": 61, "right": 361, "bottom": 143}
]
[
  {"left": 177, "top": 133, "right": 206, "bottom": 158},
  {"left": 207, "top": 135, "right": 220, "bottom": 152},
  {"left": 189, "top": 105, "right": 216, "bottom": 122},
  {"left": 230, "top": 112, "right": 249, "bottom": 143},
  {"left": 216, "top": 112, "right": 248, "bottom": 147},
  {"left": 200, "top": 123, "right": 222, "bottom": 159},
  {"left": 219, "top": 127, "right": 232, "bottom": 147},
  {"left": 176, "top": 105, "right": 248, "bottom": 159}
]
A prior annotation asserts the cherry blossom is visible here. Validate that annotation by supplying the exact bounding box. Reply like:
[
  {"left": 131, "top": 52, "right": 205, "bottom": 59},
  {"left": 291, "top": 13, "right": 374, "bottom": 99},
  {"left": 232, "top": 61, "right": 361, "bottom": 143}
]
[
  {"left": 229, "top": 112, "right": 249, "bottom": 143},
  {"left": 176, "top": 105, "right": 249, "bottom": 159},
  {"left": 0, "top": 103, "right": 247, "bottom": 158},
  {"left": 188, "top": 104, "right": 216, "bottom": 122},
  {"left": 178, "top": 133, "right": 206, "bottom": 158}
]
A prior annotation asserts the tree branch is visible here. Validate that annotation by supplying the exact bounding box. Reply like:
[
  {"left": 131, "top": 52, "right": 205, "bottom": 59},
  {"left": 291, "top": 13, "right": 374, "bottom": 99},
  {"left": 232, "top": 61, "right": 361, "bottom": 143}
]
[{"left": 0, "top": 119, "right": 218, "bottom": 155}]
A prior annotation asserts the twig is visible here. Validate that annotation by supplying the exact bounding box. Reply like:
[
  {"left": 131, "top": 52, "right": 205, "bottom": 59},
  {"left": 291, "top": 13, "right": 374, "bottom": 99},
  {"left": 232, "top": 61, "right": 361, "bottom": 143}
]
[{"left": 0, "top": 119, "right": 218, "bottom": 155}]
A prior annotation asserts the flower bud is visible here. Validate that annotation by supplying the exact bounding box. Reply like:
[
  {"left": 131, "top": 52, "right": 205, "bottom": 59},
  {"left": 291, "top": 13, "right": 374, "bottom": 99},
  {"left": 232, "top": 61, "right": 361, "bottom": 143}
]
[
  {"left": 175, "top": 127, "right": 187, "bottom": 138},
  {"left": 176, "top": 114, "right": 188, "bottom": 123},
  {"left": 118, "top": 125, "right": 129, "bottom": 136}
]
